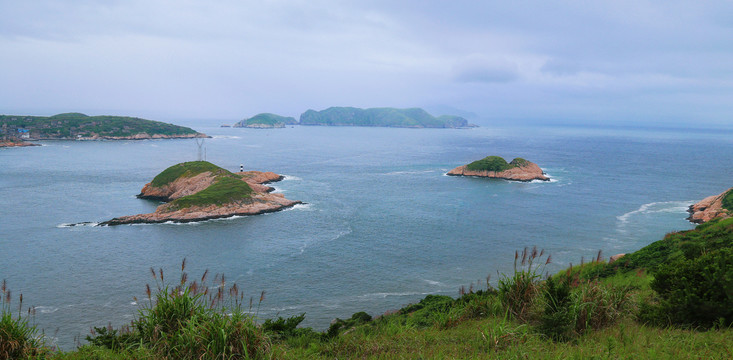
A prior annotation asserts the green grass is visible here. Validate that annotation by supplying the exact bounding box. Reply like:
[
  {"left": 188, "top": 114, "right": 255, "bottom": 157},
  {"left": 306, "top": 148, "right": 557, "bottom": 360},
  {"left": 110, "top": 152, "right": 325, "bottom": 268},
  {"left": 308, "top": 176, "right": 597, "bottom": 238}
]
[
  {"left": 722, "top": 188, "right": 733, "bottom": 211},
  {"left": 165, "top": 176, "right": 253, "bottom": 210},
  {"left": 607, "top": 217, "right": 733, "bottom": 274},
  {"left": 149, "top": 161, "right": 230, "bottom": 187}
]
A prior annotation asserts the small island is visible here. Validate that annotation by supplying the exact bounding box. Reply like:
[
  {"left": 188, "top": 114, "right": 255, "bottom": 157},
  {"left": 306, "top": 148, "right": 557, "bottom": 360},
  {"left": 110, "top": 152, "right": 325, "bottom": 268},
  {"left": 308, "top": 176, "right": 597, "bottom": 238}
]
[
  {"left": 687, "top": 187, "right": 732, "bottom": 224},
  {"left": 446, "top": 156, "right": 549, "bottom": 182},
  {"left": 100, "top": 161, "right": 301, "bottom": 225},
  {"left": 0, "top": 113, "right": 207, "bottom": 140},
  {"left": 233, "top": 113, "right": 298, "bottom": 128},
  {"left": 299, "top": 107, "right": 474, "bottom": 128}
]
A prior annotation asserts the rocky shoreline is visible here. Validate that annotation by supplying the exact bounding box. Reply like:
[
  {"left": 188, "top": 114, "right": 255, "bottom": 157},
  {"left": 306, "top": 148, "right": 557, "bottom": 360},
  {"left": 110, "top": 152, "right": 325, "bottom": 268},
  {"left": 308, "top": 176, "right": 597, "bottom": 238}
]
[
  {"left": 446, "top": 160, "right": 549, "bottom": 182},
  {"left": 687, "top": 188, "right": 732, "bottom": 224},
  {"left": 100, "top": 167, "right": 300, "bottom": 226},
  {"left": 0, "top": 140, "right": 39, "bottom": 147}
]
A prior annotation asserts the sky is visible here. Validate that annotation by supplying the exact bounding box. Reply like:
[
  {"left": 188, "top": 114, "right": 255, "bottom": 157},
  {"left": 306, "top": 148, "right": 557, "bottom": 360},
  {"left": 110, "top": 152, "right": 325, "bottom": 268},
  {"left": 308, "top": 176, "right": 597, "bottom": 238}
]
[{"left": 1, "top": 0, "right": 732, "bottom": 127}]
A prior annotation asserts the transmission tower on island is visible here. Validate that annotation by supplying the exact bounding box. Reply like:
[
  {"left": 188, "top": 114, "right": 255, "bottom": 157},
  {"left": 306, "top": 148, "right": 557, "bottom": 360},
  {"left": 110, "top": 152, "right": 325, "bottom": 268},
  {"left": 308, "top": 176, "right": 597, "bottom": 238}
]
[{"left": 195, "top": 138, "right": 206, "bottom": 161}]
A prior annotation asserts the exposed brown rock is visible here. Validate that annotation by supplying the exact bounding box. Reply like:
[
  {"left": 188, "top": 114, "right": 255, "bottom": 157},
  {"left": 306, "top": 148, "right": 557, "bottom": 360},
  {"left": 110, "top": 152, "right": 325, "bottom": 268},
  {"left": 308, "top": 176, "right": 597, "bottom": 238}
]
[
  {"left": 101, "top": 169, "right": 300, "bottom": 225},
  {"left": 687, "top": 188, "right": 732, "bottom": 224},
  {"left": 0, "top": 139, "right": 39, "bottom": 147},
  {"left": 446, "top": 161, "right": 549, "bottom": 182},
  {"left": 609, "top": 254, "right": 626, "bottom": 264}
]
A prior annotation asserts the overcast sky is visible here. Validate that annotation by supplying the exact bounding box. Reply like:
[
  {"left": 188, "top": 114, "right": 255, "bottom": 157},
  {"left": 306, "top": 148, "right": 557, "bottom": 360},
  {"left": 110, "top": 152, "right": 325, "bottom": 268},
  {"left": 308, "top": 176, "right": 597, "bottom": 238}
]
[{"left": 1, "top": 1, "right": 732, "bottom": 126}]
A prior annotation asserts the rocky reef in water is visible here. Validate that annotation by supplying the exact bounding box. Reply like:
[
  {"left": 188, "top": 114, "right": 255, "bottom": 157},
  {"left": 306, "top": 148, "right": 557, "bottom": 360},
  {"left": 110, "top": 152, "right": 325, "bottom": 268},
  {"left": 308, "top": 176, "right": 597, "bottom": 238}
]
[
  {"left": 446, "top": 156, "right": 549, "bottom": 182},
  {"left": 100, "top": 161, "right": 300, "bottom": 225},
  {"left": 687, "top": 188, "right": 732, "bottom": 224}
]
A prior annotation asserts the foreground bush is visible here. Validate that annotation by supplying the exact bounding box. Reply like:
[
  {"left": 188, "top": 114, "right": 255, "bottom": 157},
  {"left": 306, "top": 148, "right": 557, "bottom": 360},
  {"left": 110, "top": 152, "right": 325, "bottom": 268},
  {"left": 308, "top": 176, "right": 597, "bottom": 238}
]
[
  {"left": 643, "top": 247, "right": 733, "bottom": 328},
  {"left": 1, "top": 280, "right": 49, "bottom": 359},
  {"left": 87, "top": 260, "right": 272, "bottom": 359}
]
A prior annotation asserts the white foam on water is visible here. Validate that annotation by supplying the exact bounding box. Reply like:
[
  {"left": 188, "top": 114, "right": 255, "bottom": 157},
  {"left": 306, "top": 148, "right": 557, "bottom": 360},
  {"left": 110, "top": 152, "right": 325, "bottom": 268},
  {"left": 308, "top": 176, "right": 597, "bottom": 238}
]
[
  {"left": 357, "top": 291, "right": 432, "bottom": 299},
  {"left": 35, "top": 306, "right": 59, "bottom": 314},
  {"left": 57, "top": 222, "right": 99, "bottom": 228},
  {"left": 422, "top": 279, "right": 444, "bottom": 286},
  {"left": 282, "top": 175, "right": 302, "bottom": 181},
  {"left": 382, "top": 169, "right": 434, "bottom": 176},
  {"left": 284, "top": 203, "right": 313, "bottom": 212},
  {"left": 617, "top": 200, "right": 693, "bottom": 224}
]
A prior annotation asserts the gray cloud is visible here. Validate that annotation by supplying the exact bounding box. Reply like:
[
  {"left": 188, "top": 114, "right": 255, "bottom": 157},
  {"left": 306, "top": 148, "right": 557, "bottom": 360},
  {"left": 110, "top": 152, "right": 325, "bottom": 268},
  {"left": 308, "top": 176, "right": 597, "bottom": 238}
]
[{"left": 1, "top": 1, "right": 732, "bottom": 126}]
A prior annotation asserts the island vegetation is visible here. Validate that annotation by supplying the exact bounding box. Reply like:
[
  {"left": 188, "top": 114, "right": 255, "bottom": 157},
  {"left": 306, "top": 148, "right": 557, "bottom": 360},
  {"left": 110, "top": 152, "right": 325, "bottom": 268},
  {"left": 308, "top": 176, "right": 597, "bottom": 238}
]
[
  {"left": 465, "top": 156, "right": 528, "bottom": 172},
  {"left": 299, "top": 107, "right": 472, "bottom": 128},
  {"left": 2, "top": 214, "right": 731, "bottom": 358},
  {"left": 100, "top": 161, "right": 298, "bottom": 225},
  {"left": 0, "top": 113, "right": 206, "bottom": 140},
  {"left": 233, "top": 113, "right": 298, "bottom": 128}
]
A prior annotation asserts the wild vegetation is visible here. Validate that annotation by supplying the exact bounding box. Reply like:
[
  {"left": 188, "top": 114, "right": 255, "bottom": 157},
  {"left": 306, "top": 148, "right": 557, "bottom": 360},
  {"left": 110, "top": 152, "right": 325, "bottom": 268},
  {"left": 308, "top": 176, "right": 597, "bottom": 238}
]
[
  {"left": 2, "top": 218, "right": 732, "bottom": 359},
  {"left": 299, "top": 107, "right": 470, "bottom": 128},
  {"left": 722, "top": 188, "right": 733, "bottom": 211},
  {"left": 149, "top": 161, "right": 233, "bottom": 188},
  {"left": 0, "top": 113, "right": 200, "bottom": 139},
  {"left": 465, "top": 156, "right": 528, "bottom": 172}
]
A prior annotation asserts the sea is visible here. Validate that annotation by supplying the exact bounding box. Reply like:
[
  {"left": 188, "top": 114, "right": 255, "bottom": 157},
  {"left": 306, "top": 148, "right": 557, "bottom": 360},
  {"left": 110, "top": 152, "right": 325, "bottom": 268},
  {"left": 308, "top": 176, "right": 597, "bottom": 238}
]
[{"left": 1, "top": 121, "right": 732, "bottom": 349}]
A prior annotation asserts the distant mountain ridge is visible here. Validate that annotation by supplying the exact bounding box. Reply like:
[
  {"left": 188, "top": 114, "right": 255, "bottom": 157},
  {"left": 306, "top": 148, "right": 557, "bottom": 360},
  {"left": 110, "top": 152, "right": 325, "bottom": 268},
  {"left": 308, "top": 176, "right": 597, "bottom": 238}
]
[
  {"left": 299, "top": 107, "right": 473, "bottom": 128},
  {"left": 0, "top": 112, "right": 206, "bottom": 140}
]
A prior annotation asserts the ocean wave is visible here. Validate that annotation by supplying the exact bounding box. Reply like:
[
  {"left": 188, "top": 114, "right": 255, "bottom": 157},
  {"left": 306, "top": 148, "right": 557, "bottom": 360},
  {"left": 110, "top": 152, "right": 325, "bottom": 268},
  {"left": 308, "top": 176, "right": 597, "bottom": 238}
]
[
  {"left": 211, "top": 135, "right": 241, "bottom": 139},
  {"left": 35, "top": 306, "right": 59, "bottom": 314},
  {"left": 357, "top": 291, "right": 431, "bottom": 299},
  {"left": 617, "top": 200, "right": 694, "bottom": 224},
  {"left": 382, "top": 169, "right": 435, "bottom": 176},
  {"left": 57, "top": 222, "right": 99, "bottom": 228},
  {"left": 422, "top": 279, "right": 444, "bottom": 286},
  {"left": 284, "top": 203, "right": 313, "bottom": 212},
  {"left": 282, "top": 175, "right": 302, "bottom": 181}
]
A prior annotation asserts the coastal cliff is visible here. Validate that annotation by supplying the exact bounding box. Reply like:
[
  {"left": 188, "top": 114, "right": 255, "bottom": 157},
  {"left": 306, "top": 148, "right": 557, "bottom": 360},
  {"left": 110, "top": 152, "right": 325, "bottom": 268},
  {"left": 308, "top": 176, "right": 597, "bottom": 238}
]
[
  {"left": 101, "top": 161, "right": 300, "bottom": 225},
  {"left": 446, "top": 156, "right": 549, "bottom": 182},
  {"left": 687, "top": 188, "right": 732, "bottom": 224}
]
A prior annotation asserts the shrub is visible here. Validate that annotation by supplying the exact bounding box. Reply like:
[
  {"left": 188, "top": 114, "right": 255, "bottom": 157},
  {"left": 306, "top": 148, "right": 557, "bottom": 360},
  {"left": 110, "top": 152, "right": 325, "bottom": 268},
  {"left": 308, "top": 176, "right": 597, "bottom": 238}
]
[
  {"left": 498, "top": 247, "right": 548, "bottom": 321},
  {"left": 647, "top": 247, "right": 733, "bottom": 328},
  {"left": 0, "top": 280, "right": 48, "bottom": 359}
]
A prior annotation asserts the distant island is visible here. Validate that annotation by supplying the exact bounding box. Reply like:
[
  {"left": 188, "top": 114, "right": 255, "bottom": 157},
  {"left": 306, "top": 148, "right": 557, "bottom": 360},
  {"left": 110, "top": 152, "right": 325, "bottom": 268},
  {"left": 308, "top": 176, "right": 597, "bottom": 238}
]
[
  {"left": 298, "top": 107, "right": 474, "bottom": 128},
  {"left": 446, "top": 156, "right": 549, "bottom": 182},
  {"left": 0, "top": 113, "right": 207, "bottom": 141},
  {"left": 688, "top": 187, "right": 732, "bottom": 223},
  {"left": 233, "top": 113, "right": 298, "bottom": 128},
  {"left": 100, "top": 161, "right": 300, "bottom": 225}
]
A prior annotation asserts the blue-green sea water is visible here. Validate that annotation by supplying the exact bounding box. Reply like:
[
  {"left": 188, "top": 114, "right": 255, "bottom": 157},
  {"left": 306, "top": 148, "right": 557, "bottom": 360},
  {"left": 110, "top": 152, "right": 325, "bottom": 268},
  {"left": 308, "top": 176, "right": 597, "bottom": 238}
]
[{"left": 1, "top": 123, "right": 731, "bottom": 349}]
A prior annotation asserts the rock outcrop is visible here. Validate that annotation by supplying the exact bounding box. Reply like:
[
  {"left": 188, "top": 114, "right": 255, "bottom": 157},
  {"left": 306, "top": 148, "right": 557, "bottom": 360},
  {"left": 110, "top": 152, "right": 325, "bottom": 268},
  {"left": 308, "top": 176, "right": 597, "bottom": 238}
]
[
  {"left": 446, "top": 158, "right": 549, "bottom": 182},
  {"left": 0, "top": 139, "right": 39, "bottom": 147},
  {"left": 687, "top": 188, "right": 732, "bottom": 224},
  {"left": 101, "top": 164, "right": 300, "bottom": 225}
]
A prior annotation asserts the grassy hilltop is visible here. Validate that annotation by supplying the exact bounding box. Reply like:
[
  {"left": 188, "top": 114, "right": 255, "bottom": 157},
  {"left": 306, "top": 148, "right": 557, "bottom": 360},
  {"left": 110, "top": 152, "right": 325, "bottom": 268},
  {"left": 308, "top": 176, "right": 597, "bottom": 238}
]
[
  {"left": 2, "top": 216, "right": 732, "bottom": 358},
  {"left": 146, "top": 161, "right": 253, "bottom": 211},
  {"left": 0, "top": 113, "right": 202, "bottom": 139}
]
